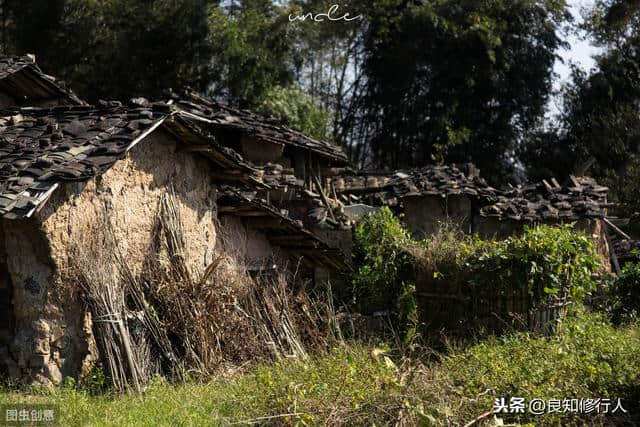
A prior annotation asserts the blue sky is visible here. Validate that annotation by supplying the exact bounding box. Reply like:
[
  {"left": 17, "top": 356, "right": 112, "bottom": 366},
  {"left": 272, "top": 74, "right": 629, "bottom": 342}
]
[
  {"left": 556, "top": 0, "right": 600, "bottom": 80},
  {"left": 550, "top": 0, "right": 602, "bottom": 114}
]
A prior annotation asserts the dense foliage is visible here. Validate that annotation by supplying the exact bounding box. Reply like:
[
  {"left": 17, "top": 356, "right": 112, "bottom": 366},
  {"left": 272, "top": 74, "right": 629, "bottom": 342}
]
[
  {"left": 3, "top": 0, "right": 215, "bottom": 102},
  {"left": 255, "top": 86, "right": 329, "bottom": 140},
  {"left": 522, "top": 0, "right": 640, "bottom": 217},
  {"left": 207, "top": 1, "right": 296, "bottom": 107},
  {"left": 465, "top": 224, "right": 601, "bottom": 304},
  {"left": 353, "top": 208, "right": 601, "bottom": 304},
  {"left": 351, "top": 207, "right": 414, "bottom": 314},
  {"left": 608, "top": 259, "right": 640, "bottom": 324},
  {"left": 352, "top": 210, "right": 602, "bottom": 337},
  {"left": 360, "top": 0, "right": 569, "bottom": 181}
]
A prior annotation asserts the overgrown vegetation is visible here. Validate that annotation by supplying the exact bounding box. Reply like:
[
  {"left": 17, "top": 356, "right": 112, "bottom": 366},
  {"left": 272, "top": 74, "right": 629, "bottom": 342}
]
[
  {"left": 352, "top": 208, "right": 603, "bottom": 337},
  {"left": 608, "top": 257, "right": 640, "bottom": 324},
  {"left": 463, "top": 224, "right": 602, "bottom": 304},
  {"left": 2, "top": 313, "right": 637, "bottom": 425},
  {"left": 351, "top": 206, "right": 414, "bottom": 314},
  {"left": 72, "top": 194, "right": 334, "bottom": 391}
]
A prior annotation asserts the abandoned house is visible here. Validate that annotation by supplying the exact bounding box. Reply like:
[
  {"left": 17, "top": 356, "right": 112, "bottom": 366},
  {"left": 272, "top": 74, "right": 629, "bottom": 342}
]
[
  {"left": 0, "top": 57, "right": 351, "bottom": 384},
  {"left": 331, "top": 164, "right": 613, "bottom": 267},
  {"left": 0, "top": 56, "right": 622, "bottom": 385}
]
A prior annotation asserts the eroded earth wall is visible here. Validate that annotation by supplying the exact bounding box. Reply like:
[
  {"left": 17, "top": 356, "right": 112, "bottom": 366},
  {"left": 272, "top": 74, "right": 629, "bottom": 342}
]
[{"left": 0, "top": 129, "right": 222, "bottom": 384}]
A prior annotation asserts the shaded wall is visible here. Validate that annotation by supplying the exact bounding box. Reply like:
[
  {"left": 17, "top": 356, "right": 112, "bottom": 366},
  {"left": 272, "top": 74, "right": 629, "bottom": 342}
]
[
  {"left": 217, "top": 215, "right": 282, "bottom": 268},
  {"left": 402, "top": 195, "right": 472, "bottom": 239},
  {"left": 0, "top": 129, "right": 220, "bottom": 384}
]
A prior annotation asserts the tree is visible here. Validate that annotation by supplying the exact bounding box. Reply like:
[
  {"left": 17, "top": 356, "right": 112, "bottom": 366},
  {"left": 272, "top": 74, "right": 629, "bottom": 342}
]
[
  {"left": 524, "top": 0, "right": 640, "bottom": 217},
  {"left": 207, "top": 0, "right": 296, "bottom": 108},
  {"left": 256, "top": 85, "right": 329, "bottom": 140},
  {"left": 286, "top": 0, "right": 369, "bottom": 158},
  {"left": 359, "top": 0, "right": 569, "bottom": 182},
  {"left": 3, "top": 0, "right": 216, "bottom": 102}
]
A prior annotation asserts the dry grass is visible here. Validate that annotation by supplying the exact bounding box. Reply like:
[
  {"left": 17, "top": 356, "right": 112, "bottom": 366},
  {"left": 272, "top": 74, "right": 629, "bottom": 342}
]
[{"left": 72, "top": 190, "right": 335, "bottom": 390}]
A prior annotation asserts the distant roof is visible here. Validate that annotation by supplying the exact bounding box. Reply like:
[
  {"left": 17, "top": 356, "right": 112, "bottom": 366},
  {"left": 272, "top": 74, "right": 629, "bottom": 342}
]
[
  {"left": 330, "top": 165, "right": 609, "bottom": 221},
  {"left": 174, "top": 90, "right": 349, "bottom": 164},
  {"left": 387, "top": 165, "right": 496, "bottom": 199},
  {"left": 0, "top": 102, "right": 261, "bottom": 219},
  {"left": 331, "top": 164, "right": 497, "bottom": 207},
  {"left": 0, "top": 56, "right": 84, "bottom": 106},
  {"left": 480, "top": 177, "right": 609, "bottom": 221}
]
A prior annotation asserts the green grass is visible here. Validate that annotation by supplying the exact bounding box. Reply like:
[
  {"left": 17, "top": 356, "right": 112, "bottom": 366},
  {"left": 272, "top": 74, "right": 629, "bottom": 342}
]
[{"left": 1, "top": 313, "right": 638, "bottom": 426}]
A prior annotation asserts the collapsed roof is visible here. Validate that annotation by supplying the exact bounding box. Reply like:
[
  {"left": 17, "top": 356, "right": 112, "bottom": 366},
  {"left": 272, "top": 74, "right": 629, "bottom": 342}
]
[
  {"left": 217, "top": 187, "right": 348, "bottom": 270},
  {"left": 174, "top": 90, "right": 349, "bottom": 165},
  {"left": 0, "top": 56, "right": 84, "bottom": 106},
  {"left": 331, "top": 165, "right": 610, "bottom": 221},
  {"left": 480, "top": 177, "right": 609, "bottom": 221},
  {"left": 331, "top": 165, "right": 498, "bottom": 208}
]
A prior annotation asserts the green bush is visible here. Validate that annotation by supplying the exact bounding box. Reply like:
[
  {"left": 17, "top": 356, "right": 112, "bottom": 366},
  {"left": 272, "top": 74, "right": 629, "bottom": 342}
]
[
  {"left": 351, "top": 206, "right": 415, "bottom": 314},
  {"left": 353, "top": 209, "right": 603, "bottom": 337},
  {"left": 609, "top": 260, "right": 640, "bottom": 324},
  {"left": 466, "top": 224, "right": 602, "bottom": 305}
]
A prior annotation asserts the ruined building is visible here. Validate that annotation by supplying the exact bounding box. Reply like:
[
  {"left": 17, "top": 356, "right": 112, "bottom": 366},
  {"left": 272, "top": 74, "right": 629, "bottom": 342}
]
[
  {"left": 0, "top": 58, "right": 349, "bottom": 384},
  {"left": 331, "top": 164, "right": 612, "bottom": 266},
  {"left": 0, "top": 57, "right": 618, "bottom": 384}
]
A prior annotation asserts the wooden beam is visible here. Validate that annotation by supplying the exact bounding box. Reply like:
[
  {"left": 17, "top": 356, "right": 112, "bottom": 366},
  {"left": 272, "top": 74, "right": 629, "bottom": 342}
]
[
  {"left": 312, "top": 173, "right": 336, "bottom": 221},
  {"left": 604, "top": 217, "right": 631, "bottom": 240},
  {"left": 233, "top": 210, "right": 271, "bottom": 217},
  {"left": 604, "top": 226, "right": 621, "bottom": 275}
]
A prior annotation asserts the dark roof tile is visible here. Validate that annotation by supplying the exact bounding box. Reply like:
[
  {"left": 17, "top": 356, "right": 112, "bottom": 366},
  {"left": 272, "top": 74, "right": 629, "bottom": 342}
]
[{"left": 174, "top": 90, "right": 348, "bottom": 164}]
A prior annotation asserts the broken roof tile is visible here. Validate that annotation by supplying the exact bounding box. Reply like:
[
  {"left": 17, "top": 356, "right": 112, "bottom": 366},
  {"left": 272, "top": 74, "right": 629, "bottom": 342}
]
[
  {"left": 0, "top": 56, "right": 84, "bottom": 106},
  {"left": 174, "top": 90, "right": 349, "bottom": 165}
]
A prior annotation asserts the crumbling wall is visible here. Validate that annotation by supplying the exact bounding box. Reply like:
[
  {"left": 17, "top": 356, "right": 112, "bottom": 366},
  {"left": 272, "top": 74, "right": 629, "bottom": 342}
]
[
  {"left": 472, "top": 217, "right": 525, "bottom": 240},
  {"left": 402, "top": 195, "right": 471, "bottom": 239},
  {"left": 42, "top": 130, "right": 219, "bottom": 276},
  {"left": 0, "top": 217, "right": 92, "bottom": 384},
  {"left": 574, "top": 218, "right": 611, "bottom": 271},
  {"left": 1, "top": 129, "right": 220, "bottom": 384},
  {"left": 217, "top": 216, "right": 282, "bottom": 267}
]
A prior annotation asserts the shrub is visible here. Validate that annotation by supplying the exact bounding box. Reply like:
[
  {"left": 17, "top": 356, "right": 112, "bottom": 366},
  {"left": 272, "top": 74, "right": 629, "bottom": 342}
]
[
  {"left": 351, "top": 206, "right": 415, "bottom": 314},
  {"left": 466, "top": 224, "right": 602, "bottom": 305},
  {"left": 412, "top": 223, "right": 602, "bottom": 335},
  {"left": 353, "top": 210, "right": 603, "bottom": 336},
  {"left": 609, "top": 260, "right": 640, "bottom": 324}
]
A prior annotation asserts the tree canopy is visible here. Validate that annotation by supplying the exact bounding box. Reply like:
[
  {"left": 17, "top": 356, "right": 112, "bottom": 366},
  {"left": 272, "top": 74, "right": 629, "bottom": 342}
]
[
  {"left": 359, "top": 0, "right": 569, "bottom": 182},
  {"left": 0, "top": 0, "right": 639, "bottom": 216}
]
